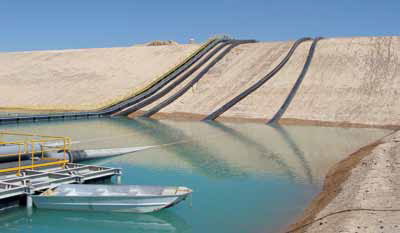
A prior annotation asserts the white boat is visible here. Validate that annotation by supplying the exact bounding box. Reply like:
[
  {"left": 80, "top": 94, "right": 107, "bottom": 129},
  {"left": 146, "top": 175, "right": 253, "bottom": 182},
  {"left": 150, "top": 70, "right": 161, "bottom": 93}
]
[{"left": 31, "top": 184, "right": 192, "bottom": 213}]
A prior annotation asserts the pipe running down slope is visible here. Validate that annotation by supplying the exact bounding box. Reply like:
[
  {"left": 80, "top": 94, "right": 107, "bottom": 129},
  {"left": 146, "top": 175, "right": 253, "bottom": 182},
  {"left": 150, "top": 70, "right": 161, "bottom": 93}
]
[
  {"left": 115, "top": 41, "right": 233, "bottom": 116},
  {"left": 111, "top": 39, "right": 229, "bottom": 116},
  {"left": 140, "top": 40, "right": 257, "bottom": 118},
  {"left": 0, "top": 37, "right": 230, "bottom": 124},
  {"left": 202, "top": 37, "right": 312, "bottom": 121},
  {"left": 267, "top": 37, "right": 323, "bottom": 124}
]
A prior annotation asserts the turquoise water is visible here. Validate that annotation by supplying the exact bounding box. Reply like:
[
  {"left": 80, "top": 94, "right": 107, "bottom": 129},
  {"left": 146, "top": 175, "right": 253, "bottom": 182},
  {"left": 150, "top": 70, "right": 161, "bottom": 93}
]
[{"left": 0, "top": 118, "right": 390, "bottom": 233}]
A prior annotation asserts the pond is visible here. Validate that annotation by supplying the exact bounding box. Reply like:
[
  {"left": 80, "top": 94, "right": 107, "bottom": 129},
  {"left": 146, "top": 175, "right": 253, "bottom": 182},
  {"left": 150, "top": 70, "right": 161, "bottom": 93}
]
[{"left": 0, "top": 118, "right": 390, "bottom": 233}]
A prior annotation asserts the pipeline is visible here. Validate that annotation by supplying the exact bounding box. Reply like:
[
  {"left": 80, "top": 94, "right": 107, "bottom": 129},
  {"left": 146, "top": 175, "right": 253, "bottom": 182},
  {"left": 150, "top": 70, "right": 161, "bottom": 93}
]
[
  {"left": 0, "top": 136, "right": 202, "bottom": 163},
  {"left": 267, "top": 37, "right": 323, "bottom": 124},
  {"left": 44, "top": 137, "right": 208, "bottom": 162},
  {"left": 0, "top": 36, "right": 231, "bottom": 124},
  {"left": 0, "top": 144, "right": 42, "bottom": 162},
  {"left": 202, "top": 37, "right": 312, "bottom": 121},
  {"left": 45, "top": 146, "right": 156, "bottom": 162},
  {"left": 109, "top": 38, "right": 229, "bottom": 116},
  {"left": 141, "top": 40, "right": 257, "bottom": 118},
  {"left": 0, "top": 140, "right": 156, "bottom": 162},
  {"left": 115, "top": 41, "right": 233, "bottom": 116}
]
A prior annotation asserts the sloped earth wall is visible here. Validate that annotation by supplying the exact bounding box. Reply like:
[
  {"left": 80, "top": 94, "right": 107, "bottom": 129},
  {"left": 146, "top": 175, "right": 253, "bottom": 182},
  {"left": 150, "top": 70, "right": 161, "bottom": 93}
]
[
  {"left": 142, "top": 36, "right": 400, "bottom": 127},
  {"left": 0, "top": 44, "right": 199, "bottom": 110}
]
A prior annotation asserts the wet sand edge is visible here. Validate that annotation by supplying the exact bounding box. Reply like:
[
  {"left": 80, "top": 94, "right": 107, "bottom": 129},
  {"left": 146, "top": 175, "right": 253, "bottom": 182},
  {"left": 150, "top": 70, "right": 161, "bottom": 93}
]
[
  {"left": 128, "top": 111, "right": 400, "bottom": 130},
  {"left": 284, "top": 138, "right": 384, "bottom": 232}
]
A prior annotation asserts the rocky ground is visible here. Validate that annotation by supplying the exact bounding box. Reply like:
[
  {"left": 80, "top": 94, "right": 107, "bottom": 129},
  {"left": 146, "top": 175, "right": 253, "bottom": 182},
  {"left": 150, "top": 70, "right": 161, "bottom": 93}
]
[{"left": 288, "top": 130, "right": 400, "bottom": 233}]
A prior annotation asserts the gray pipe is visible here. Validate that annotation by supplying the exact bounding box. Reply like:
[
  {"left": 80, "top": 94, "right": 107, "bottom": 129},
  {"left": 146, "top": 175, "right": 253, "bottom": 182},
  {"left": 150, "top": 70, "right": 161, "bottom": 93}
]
[
  {"left": 0, "top": 144, "right": 43, "bottom": 162},
  {"left": 44, "top": 146, "right": 155, "bottom": 162}
]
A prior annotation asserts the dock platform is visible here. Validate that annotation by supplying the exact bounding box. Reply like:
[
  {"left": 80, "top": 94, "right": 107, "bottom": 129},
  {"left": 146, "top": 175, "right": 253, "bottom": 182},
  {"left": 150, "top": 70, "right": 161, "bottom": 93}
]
[
  {"left": 0, "top": 131, "right": 122, "bottom": 207},
  {"left": 0, "top": 163, "right": 121, "bottom": 200}
]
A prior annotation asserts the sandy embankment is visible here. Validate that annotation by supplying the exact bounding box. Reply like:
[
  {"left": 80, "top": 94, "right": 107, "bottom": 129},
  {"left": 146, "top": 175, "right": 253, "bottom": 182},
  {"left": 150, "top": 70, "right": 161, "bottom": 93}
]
[
  {"left": 0, "top": 44, "right": 200, "bottom": 111},
  {"left": 287, "top": 130, "right": 400, "bottom": 233},
  {"left": 0, "top": 36, "right": 399, "bottom": 127},
  {"left": 141, "top": 36, "right": 400, "bottom": 127}
]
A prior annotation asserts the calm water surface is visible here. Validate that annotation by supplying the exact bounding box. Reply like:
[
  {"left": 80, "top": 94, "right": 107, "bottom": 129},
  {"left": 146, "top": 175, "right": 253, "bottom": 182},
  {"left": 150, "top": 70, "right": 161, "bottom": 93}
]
[{"left": 0, "top": 118, "right": 390, "bottom": 233}]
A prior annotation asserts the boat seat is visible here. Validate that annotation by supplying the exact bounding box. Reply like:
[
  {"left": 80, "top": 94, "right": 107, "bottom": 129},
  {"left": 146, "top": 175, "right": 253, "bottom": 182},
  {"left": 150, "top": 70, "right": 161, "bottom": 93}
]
[
  {"left": 60, "top": 189, "right": 79, "bottom": 196},
  {"left": 162, "top": 188, "right": 177, "bottom": 196},
  {"left": 94, "top": 188, "right": 129, "bottom": 196}
]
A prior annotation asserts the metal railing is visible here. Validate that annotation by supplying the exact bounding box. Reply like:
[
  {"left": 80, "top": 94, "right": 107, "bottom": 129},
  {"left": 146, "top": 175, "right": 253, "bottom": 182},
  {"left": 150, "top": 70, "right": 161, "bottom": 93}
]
[{"left": 0, "top": 132, "right": 71, "bottom": 175}]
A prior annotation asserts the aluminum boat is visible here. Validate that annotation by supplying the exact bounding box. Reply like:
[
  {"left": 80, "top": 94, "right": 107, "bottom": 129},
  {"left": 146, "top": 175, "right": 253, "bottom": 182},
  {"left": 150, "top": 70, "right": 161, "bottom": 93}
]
[{"left": 31, "top": 184, "right": 192, "bottom": 213}]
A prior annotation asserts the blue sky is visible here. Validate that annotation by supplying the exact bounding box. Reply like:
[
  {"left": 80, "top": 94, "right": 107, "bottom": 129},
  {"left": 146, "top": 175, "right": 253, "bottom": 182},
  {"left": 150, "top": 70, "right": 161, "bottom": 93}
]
[{"left": 1, "top": 0, "right": 399, "bottom": 51}]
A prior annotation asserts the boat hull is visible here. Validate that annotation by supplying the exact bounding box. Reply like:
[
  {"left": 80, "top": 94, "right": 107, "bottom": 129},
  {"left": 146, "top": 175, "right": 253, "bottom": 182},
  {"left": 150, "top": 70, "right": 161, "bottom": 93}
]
[{"left": 32, "top": 195, "right": 188, "bottom": 213}]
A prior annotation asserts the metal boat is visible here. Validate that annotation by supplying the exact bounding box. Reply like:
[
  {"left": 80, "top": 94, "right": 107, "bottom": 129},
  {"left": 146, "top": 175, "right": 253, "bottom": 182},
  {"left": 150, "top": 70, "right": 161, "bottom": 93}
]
[{"left": 31, "top": 184, "right": 192, "bottom": 213}]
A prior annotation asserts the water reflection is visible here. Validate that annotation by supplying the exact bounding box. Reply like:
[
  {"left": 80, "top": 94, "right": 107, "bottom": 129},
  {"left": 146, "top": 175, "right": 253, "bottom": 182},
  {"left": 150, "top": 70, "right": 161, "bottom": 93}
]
[
  {"left": 206, "top": 121, "right": 298, "bottom": 182},
  {"left": 0, "top": 207, "right": 190, "bottom": 233},
  {"left": 129, "top": 118, "right": 247, "bottom": 178},
  {"left": 270, "top": 123, "right": 313, "bottom": 184},
  {"left": 0, "top": 118, "right": 391, "bottom": 184}
]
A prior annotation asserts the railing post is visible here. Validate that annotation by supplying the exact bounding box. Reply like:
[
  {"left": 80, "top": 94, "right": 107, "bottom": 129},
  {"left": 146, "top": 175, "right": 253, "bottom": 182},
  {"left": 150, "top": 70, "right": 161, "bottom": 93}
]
[
  {"left": 0, "top": 132, "right": 74, "bottom": 174},
  {"left": 17, "top": 144, "right": 22, "bottom": 176},
  {"left": 31, "top": 141, "right": 35, "bottom": 170},
  {"left": 41, "top": 140, "right": 44, "bottom": 159},
  {"left": 63, "top": 137, "right": 69, "bottom": 168}
]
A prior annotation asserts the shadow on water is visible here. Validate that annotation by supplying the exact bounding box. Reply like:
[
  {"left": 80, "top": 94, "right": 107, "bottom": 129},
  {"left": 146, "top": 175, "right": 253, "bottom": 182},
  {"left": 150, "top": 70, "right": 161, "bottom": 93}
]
[
  {"left": 0, "top": 207, "right": 190, "bottom": 233},
  {"left": 125, "top": 117, "right": 248, "bottom": 179}
]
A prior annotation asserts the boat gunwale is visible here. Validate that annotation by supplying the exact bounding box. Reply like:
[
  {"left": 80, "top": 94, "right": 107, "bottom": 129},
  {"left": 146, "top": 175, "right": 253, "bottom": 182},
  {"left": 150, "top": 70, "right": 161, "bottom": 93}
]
[
  {"left": 33, "top": 184, "right": 192, "bottom": 199},
  {"left": 32, "top": 192, "right": 192, "bottom": 199}
]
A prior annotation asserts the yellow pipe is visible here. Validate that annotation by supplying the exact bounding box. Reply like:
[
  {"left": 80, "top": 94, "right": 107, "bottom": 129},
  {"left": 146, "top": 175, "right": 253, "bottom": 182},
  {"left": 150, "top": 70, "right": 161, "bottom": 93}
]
[{"left": 17, "top": 144, "right": 22, "bottom": 176}]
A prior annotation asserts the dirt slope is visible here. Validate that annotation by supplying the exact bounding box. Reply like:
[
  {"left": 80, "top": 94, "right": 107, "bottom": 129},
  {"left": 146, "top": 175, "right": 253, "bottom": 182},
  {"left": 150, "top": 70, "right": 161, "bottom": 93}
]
[
  {"left": 0, "top": 44, "right": 199, "bottom": 110},
  {"left": 147, "top": 36, "right": 400, "bottom": 127},
  {"left": 285, "top": 36, "right": 400, "bottom": 127},
  {"left": 1, "top": 36, "right": 399, "bottom": 126}
]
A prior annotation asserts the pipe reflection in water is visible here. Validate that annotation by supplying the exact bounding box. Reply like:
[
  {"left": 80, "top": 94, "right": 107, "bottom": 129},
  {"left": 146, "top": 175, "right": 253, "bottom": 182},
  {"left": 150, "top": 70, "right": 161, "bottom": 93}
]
[
  {"left": 129, "top": 118, "right": 248, "bottom": 178},
  {"left": 269, "top": 123, "right": 313, "bottom": 184},
  {"left": 0, "top": 118, "right": 391, "bottom": 183},
  {"left": 205, "top": 121, "right": 298, "bottom": 183},
  {"left": 0, "top": 207, "right": 190, "bottom": 233},
  {"left": 144, "top": 119, "right": 389, "bottom": 183}
]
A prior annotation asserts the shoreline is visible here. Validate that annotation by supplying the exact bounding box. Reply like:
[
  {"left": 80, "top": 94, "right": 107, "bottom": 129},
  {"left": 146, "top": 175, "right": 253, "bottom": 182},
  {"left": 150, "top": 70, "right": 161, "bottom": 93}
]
[
  {"left": 285, "top": 129, "right": 400, "bottom": 232},
  {"left": 128, "top": 111, "right": 400, "bottom": 130},
  {"left": 285, "top": 138, "right": 383, "bottom": 233},
  {"left": 1, "top": 107, "right": 398, "bottom": 131}
]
